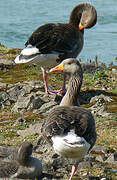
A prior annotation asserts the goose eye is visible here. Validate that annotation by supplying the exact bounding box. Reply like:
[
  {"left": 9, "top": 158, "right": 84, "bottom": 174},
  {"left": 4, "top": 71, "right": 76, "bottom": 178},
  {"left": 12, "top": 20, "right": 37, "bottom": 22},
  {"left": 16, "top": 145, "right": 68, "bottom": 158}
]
[{"left": 68, "top": 62, "right": 72, "bottom": 65}]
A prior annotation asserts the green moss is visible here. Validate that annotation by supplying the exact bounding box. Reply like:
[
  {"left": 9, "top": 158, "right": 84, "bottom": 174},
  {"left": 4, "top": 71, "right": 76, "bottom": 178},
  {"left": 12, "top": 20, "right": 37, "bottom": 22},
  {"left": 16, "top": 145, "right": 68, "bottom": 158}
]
[
  {"left": 0, "top": 43, "right": 21, "bottom": 61},
  {"left": 95, "top": 115, "right": 117, "bottom": 151}
]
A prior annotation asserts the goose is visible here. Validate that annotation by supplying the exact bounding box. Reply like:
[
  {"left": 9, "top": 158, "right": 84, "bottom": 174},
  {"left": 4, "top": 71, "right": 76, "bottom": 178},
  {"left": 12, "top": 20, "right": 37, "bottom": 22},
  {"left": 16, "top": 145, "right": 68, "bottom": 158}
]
[
  {"left": 0, "top": 141, "right": 42, "bottom": 179},
  {"left": 42, "top": 58, "right": 97, "bottom": 180},
  {"left": 14, "top": 3, "right": 97, "bottom": 94}
]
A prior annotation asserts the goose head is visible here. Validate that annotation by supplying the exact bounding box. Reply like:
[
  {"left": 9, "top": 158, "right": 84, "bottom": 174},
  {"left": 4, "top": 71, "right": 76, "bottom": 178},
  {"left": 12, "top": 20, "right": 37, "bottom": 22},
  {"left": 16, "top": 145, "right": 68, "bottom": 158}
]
[
  {"left": 18, "top": 141, "right": 33, "bottom": 165},
  {"left": 69, "top": 3, "right": 97, "bottom": 30},
  {"left": 50, "top": 58, "right": 82, "bottom": 77}
]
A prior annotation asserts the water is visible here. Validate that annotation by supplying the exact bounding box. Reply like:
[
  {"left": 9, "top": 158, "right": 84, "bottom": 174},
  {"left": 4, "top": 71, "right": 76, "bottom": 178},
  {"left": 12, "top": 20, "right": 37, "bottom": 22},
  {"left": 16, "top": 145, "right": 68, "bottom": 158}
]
[{"left": 0, "top": 0, "right": 117, "bottom": 65}]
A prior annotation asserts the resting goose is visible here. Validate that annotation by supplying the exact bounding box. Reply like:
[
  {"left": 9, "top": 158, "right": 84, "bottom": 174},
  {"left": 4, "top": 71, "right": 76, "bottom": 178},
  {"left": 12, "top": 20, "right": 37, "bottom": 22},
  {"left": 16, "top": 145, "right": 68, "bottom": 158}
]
[
  {"left": 42, "top": 58, "right": 97, "bottom": 180},
  {"left": 0, "top": 141, "right": 42, "bottom": 179},
  {"left": 14, "top": 3, "right": 97, "bottom": 93}
]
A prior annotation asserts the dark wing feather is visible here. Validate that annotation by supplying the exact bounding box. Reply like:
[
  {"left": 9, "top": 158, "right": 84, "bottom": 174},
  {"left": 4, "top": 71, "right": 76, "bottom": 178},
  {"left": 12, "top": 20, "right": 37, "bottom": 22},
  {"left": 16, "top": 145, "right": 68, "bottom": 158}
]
[
  {"left": 25, "top": 23, "right": 83, "bottom": 55},
  {"left": 42, "top": 106, "right": 96, "bottom": 148}
]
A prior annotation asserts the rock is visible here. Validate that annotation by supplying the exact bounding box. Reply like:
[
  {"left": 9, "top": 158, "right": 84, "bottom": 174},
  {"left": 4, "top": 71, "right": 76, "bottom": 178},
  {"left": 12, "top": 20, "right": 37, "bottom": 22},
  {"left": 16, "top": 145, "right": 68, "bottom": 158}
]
[
  {"left": 26, "top": 80, "right": 44, "bottom": 89},
  {"left": 39, "top": 94, "right": 62, "bottom": 106},
  {"left": 105, "top": 154, "right": 115, "bottom": 163},
  {"left": 89, "top": 94, "right": 113, "bottom": 117},
  {"left": 35, "top": 136, "right": 52, "bottom": 153},
  {"left": 78, "top": 161, "right": 92, "bottom": 169},
  {"left": 0, "top": 82, "right": 8, "bottom": 89},
  {"left": 95, "top": 155, "right": 105, "bottom": 162},
  {"left": 40, "top": 94, "right": 58, "bottom": 103},
  {"left": 14, "top": 117, "right": 26, "bottom": 126},
  {"left": 7, "top": 80, "right": 44, "bottom": 103},
  {"left": 91, "top": 145, "right": 108, "bottom": 155},
  {"left": 0, "top": 91, "right": 11, "bottom": 107},
  {"left": 90, "top": 94, "right": 113, "bottom": 104},
  {"left": 11, "top": 93, "right": 44, "bottom": 113},
  {"left": 7, "top": 83, "right": 31, "bottom": 102},
  {"left": 37, "top": 101, "right": 58, "bottom": 114},
  {"left": 17, "top": 122, "right": 42, "bottom": 137},
  {"left": 84, "top": 155, "right": 96, "bottom": 162},
  {"left": 91, "top": 105, "right": 111, "bottom": 117}
]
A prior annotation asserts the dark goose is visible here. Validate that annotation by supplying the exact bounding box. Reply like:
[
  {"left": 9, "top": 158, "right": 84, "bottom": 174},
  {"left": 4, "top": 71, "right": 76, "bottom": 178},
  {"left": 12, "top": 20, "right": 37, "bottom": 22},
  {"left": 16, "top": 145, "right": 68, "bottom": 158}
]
[{"left": 14, "top": 3, "right": 97, "bottom": 93}]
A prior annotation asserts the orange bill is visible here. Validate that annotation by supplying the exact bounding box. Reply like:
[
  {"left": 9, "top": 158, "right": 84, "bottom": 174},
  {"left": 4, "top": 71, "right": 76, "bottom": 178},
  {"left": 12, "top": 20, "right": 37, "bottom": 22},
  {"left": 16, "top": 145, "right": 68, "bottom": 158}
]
[
  {"left": 49, "top": 63, "right": 64, "bottom": 73},
  {"left": 78, "top": 22, "right": 84, "bottom": 30}
]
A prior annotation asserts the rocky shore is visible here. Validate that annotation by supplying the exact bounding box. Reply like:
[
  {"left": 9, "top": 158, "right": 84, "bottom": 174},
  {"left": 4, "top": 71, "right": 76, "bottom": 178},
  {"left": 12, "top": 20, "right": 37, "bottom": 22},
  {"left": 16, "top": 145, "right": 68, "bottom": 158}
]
[{"left": 0, "top": 44, "right": 117, "bottom": 179}]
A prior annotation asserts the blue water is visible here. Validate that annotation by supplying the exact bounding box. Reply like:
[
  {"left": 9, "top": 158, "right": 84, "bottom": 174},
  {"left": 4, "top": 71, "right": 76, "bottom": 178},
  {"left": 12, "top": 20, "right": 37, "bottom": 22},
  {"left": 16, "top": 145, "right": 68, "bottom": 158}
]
[{"left": 0, "top": 0, "right": 117, "bottom": 65}]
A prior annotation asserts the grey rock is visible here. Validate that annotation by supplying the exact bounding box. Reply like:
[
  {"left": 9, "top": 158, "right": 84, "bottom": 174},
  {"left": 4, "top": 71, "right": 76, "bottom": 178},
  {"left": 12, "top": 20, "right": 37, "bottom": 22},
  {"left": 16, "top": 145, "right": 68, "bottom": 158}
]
[
  {"left": 11, "top": 93, "right": 44, "bottom": 113},
  {"left": 7, "top": 80, "right": 44, "bottom": 103},
  {"left": 0, "top": 82, "right": 8, "bottom": 89},
  {"left": 105, "top": 154, "right": 115, "bottom": 163},
  {"left": 84, "top": 155, "right": 96, "bottom": 162},
  {"left": 89, "top": 94, "right": 113, "bottom": 117},
  {"left": 78, "top": 160, "right": 92, "bottom": 169},
  {"left": 17, "top": 122, "right": 42, "bottom": 137},
  {"left": 90, "top": 145, "right": 108, "bottom": 162},
  {"left": 37, "top": 101, "right": 58, "bottom": 114},
  {"left": 91, "top": 145, "right": 108, "bottom": 154},
  {"left": 26, "top": 80, "right": 44, "bottom": 89},
  {"left": 7, "top": 85, "right": 27, "bottom": 103},
  {"left": 40, "top": 94, "right": 58, "bottom": 103},
  {"left": 90, "top": 94, "right": 113, "bottom": 104},
  {"left": 14, "top": 117, "right": 26, "bottom": 126},
  {"left": 95, "top": 155, "right": 105, "bottom": 162},
  {"left": 0, "top": 91, "right": 10, "bottom": 107},
  {"left": 7, "top": 82, "right": 32, "bottom": 102},
  {"left": 0, "top": 59, "right": 14, "bottom": 65}
]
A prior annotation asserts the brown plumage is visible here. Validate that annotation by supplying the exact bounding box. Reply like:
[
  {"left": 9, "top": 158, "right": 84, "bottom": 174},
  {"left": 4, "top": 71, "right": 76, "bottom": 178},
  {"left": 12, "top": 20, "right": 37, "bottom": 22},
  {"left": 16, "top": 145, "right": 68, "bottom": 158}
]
[
  {"left": 25, "top": 23, "right": 83, "bottom": 63},
  {"left": 14, "top": 3, "right": 97, "bottom": 94},
  {"left": 44, "top": 106, "right": 96, "bottom": 151},
  {"left": 42, "top": 58, "right": 97, "bottom": 180}
]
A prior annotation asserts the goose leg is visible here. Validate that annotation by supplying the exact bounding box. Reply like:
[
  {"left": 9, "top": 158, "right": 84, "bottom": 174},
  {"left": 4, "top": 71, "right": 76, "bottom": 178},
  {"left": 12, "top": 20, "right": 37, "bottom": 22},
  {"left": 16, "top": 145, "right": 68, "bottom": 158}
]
[
  {"left": 41, "top": 67, "right": 59, "bottom": 94},
  {"left": 41, "top": 67, "right": 52, "bottom": 94},
  {"left": 41, "top": 67, "right": 66, "bottom": 94},
  {"left": 69, "top": 163, "right": 78, "bottom": 180}
]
